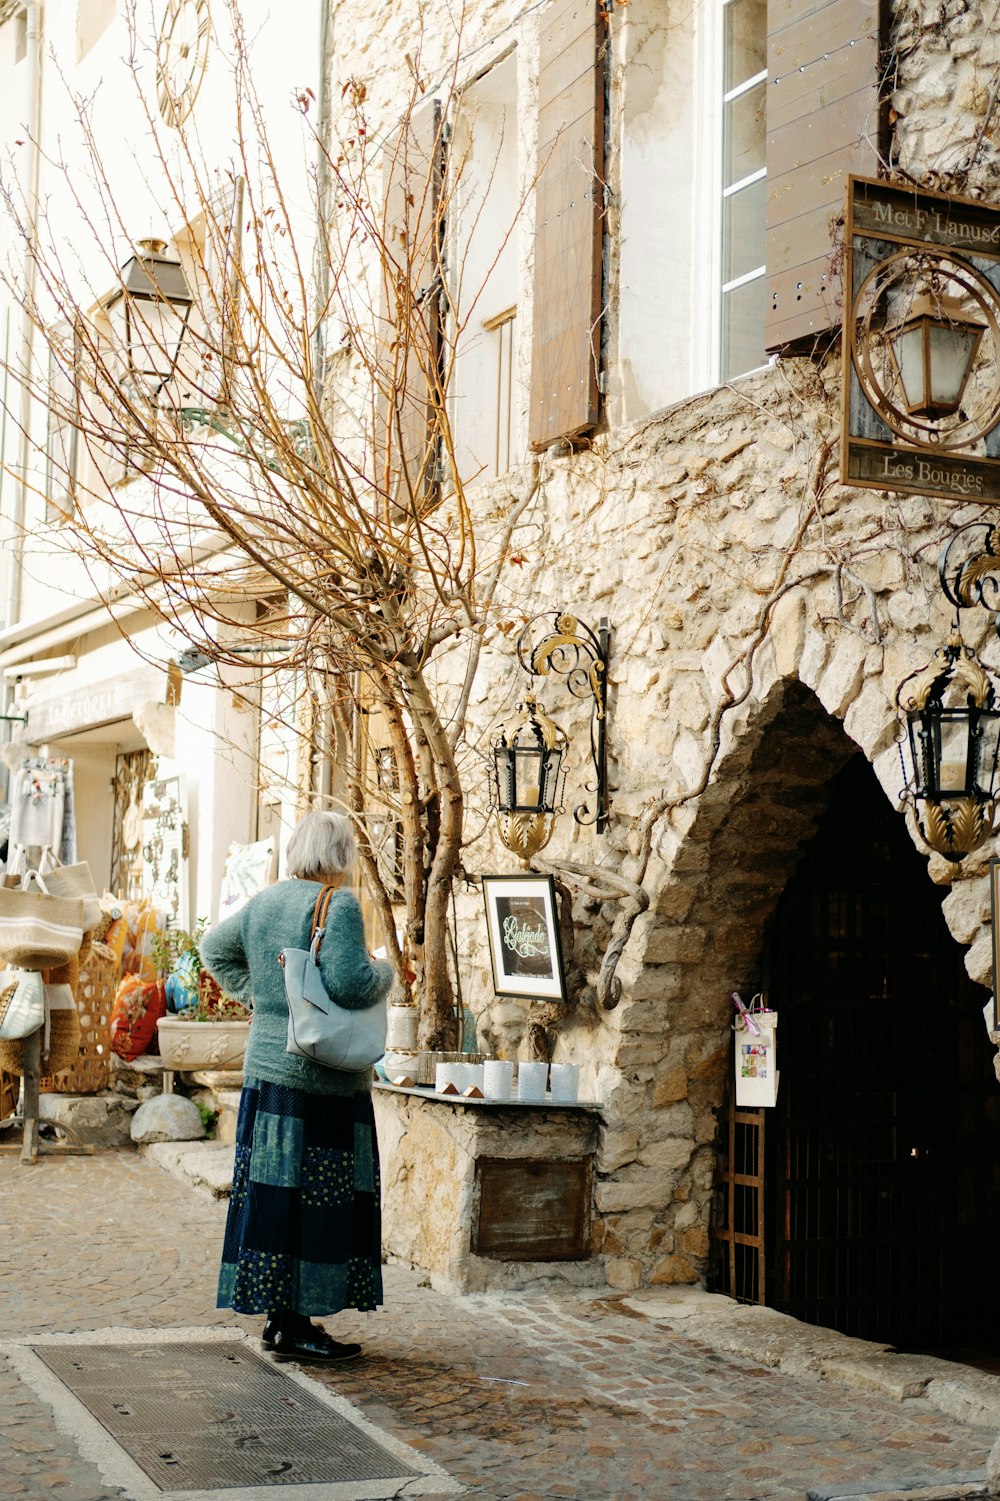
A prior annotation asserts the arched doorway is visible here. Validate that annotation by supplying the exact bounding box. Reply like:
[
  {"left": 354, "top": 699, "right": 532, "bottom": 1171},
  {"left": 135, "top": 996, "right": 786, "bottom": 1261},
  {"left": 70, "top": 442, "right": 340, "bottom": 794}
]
[{"left": 766, "top": 753, "right": 1000, "bottom": 1353}]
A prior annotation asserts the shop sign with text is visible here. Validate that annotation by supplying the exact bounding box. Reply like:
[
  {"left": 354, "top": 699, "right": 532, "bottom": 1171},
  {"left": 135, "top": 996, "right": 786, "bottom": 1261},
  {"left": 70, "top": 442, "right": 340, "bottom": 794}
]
[{"left": 842, "top": 176, "right": 1000, "bottom": 503}]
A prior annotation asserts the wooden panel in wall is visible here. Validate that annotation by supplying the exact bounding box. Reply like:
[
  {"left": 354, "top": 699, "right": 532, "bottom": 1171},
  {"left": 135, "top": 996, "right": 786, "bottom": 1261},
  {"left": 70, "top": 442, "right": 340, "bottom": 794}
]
[
  {"left": 765, "top": 0, "right": 886, "bottom": 351},
  {"left": 529, "top": 0, "right": 607, "bottom": 450},
  {"left": 473, "top": 1156, "right": 592, "bottom": 1260}
]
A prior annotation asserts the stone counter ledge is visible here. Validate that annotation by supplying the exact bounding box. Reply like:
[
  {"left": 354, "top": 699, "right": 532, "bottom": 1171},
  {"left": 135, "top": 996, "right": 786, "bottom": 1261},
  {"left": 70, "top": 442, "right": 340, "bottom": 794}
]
[{"left": 374, "top": 1081, "right": 603, "bottom": 1112}]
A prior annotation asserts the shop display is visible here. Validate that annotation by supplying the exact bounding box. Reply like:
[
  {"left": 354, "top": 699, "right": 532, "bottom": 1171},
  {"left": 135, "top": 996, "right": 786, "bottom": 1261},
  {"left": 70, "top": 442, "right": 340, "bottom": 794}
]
[
  {"left": 40, "top": 941, "right": 116, "bottom": 1095},
  {"left": 0, "top": 952, "right": 83, "bottom": 1077},
  {"left": 7, "top": 756, "right": 77, "bottom": 867},
  {"left": 218, "top": 837, "right": 275, "bottom": 920},
  {"left": 109, "top": 975, "right": 167, "bottom": 1062},
  {"left": 38, "top": 853, "right": 101, "bottom": 931},
  {"left": 0, "top": 969, "right": 44, "bottom": 1040},
  {"left": 0, "top": 870, "right": 85, "bottom": 968},
  {"left": 140, "top": 775, "right": 188, "bottom": 928}
]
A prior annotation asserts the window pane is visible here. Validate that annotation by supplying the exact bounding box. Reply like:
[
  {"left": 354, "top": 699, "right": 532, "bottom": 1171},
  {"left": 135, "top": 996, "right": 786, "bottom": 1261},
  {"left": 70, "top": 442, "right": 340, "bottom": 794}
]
[
  {"left": 724, "top": 79, "right": 766, "bottom": 186},
  {"left": 724, "top": 0, "right": 767, "bottom": 91},
  {"left": 723, "top": 176, "right": 766, "bottom": 283},
  {"left": 721, "top": 275, "right": 766, "bottom": 380}
]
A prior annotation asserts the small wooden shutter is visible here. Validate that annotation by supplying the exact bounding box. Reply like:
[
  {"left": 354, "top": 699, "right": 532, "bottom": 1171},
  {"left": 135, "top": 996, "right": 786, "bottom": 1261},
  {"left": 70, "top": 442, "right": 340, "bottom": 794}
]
[
  {"left": 529, "top": 0, "right": 607, "bottom": 451},
  {"left": 765, "top": 0, "right": 886, "bottom": 351},
  {"left": 45, "top": 339, "right": 78, "bottom": 524},
  {"left": 378, "top": 97, "right": 445, "bottom": 507}
]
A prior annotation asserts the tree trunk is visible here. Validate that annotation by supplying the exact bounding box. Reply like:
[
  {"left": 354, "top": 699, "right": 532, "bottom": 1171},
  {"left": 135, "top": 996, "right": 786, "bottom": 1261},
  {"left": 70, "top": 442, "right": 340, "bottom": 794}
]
[{"left": 404, "top": 667, "right": 464, "bottom": 1051}]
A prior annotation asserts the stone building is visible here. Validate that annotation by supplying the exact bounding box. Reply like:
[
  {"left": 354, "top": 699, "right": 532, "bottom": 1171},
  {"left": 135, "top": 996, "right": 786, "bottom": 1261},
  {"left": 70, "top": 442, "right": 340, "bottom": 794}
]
[
  {"left": 340, "top": 0, "right": 1000, "bottom": 1355},
  {"left": 0, "top": 0, "right": 998, "bottom": 1358}
]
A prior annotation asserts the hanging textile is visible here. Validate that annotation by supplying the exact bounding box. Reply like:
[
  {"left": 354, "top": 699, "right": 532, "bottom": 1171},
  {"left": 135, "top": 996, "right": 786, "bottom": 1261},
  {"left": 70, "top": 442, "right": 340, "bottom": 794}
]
[
  {"left": 8, "top": 757, "right": 77, "bottom": 867},
  {"left": 59, "top": 760, "right": 77, "bottom": 864}
]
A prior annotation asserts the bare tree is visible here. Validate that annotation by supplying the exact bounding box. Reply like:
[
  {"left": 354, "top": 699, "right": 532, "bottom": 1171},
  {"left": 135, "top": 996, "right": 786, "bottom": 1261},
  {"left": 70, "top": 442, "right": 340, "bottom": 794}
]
[{"left": 0, "top": 2, "right": 539, "bottom": 1049}]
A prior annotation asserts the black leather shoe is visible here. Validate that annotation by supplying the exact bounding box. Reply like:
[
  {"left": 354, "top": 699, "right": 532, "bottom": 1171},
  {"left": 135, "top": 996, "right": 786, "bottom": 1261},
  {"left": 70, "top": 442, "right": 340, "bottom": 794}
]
[
  {"left": 262, "top": 1314, "right": 312, "bottom": 1349},
  {"left": 271, "top": 1328, "right": 362, "bottom": 1364}
]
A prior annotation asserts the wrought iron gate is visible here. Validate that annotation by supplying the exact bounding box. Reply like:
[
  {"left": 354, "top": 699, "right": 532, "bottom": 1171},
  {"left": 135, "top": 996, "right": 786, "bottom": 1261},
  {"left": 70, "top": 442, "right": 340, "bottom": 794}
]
[
  {"left": 767, "top": 755, "right": 1000, "bottom": 1350},
  {"left": 711, "top": 1097, "right": 765, "bottom": 1305},
  {"left": 711, "top": 753, "right": 1000, "bottom": 1351}
]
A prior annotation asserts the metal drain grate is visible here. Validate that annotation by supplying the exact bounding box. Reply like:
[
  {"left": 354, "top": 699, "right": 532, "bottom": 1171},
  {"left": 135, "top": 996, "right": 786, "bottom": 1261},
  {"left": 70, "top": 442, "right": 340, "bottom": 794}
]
[{"left": 33, "top": 1339, "right": 420, "bottom": 1491}]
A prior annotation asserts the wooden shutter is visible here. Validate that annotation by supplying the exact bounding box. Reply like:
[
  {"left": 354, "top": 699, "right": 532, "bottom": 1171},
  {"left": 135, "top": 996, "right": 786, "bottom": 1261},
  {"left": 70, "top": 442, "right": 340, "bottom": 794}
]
[
  {"left": 378, "top": 97, "right": 445, "bottom": 507},
  {"left": 529, "top": 0, "right": 607, "bottom": 451},
  {"left": 45, "top": 339, "right": 78, "bottom": 524},
  {"left": 765, "top": 0, "right": 886, "bottom": 351}
]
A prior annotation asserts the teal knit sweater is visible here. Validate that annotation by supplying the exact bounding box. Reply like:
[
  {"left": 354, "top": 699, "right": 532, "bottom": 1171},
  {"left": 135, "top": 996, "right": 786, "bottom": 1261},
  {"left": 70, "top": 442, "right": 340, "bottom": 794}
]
[{"left": 200, "top": 879, "right": 395, "bottom": 1097}]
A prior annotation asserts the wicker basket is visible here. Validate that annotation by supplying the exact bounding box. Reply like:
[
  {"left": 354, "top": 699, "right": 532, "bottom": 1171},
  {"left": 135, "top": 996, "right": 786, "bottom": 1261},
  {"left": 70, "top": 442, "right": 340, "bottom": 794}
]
[{"left": 40, "top": 941, "right": 117, "bottom": 1095}]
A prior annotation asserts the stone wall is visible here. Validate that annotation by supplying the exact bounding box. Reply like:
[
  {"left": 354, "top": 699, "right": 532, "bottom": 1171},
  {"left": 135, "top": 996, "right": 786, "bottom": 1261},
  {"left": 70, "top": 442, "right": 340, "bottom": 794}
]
[
  {"left": 327, "top": 0, "right": 1000, "bottom": 1289},
  {"left": 439, "top": 356, "right": 999, "bottom": 1289},
  {"left": 373, "top": 1087, "right": 603, "bottom": 1292}
]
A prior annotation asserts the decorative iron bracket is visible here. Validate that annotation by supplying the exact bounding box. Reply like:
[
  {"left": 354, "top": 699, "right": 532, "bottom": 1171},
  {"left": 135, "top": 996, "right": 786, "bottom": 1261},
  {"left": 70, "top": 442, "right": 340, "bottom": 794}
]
[
  {"left": 939, "top": 520, "right": 1000, "bottom": 621},
  {"left": 516, "top": 611, "right": 610, "bottom": 832}
]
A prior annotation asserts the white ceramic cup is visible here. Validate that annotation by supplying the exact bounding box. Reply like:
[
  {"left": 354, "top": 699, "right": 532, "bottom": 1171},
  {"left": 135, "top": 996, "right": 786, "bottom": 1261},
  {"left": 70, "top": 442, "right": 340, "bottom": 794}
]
[
  {"left": 386, "top": 1004, "right": 418, "bottom": 1051},
  {"left": 464, "top": 1063, "right": 485, "bottom": 1094},
  {"left": 484, "top": 1059, "right": 514, "bottom": 1101},
  {"left": 435, "top": 1062, "right": 461, "bottom": 1093},
  {"left": 549, "top": 1063, "right": 580, "bottom": 1103},
  {"left": 517, "top": 1060, "right": 549, "bottom": 1102}
]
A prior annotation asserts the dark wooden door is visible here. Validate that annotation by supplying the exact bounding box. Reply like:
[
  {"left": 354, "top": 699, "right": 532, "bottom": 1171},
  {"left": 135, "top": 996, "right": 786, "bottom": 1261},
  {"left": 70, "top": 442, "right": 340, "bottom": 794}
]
[{"left": 767, "top": 755, "right": 1000, "bottom": 1351}]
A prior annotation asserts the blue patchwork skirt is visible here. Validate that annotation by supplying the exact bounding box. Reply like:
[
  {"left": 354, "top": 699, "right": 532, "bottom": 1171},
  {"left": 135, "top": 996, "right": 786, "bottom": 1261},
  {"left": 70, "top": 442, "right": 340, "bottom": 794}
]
[{"left": 217, "top": 1077, "right": 383, "bottom": 1317}]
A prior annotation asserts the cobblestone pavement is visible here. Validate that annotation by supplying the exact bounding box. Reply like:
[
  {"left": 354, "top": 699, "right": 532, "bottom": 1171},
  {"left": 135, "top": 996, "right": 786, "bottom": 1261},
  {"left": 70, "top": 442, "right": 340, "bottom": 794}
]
[{"left": 0, "top": 1151, "right": 996, "bottom": 1501}]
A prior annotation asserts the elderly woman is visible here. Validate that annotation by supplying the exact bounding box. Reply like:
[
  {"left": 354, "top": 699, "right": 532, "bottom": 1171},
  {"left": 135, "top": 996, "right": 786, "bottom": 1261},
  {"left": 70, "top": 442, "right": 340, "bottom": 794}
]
[{"left": 201, "top": 810, "right": 394, "bottom": 1365}]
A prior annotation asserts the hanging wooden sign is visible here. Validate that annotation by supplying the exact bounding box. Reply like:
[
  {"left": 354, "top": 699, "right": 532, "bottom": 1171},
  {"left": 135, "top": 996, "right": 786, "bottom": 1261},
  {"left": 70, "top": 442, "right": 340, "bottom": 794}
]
[{"left": 841, "top": 175, "right": 1000, "bottom": 503}]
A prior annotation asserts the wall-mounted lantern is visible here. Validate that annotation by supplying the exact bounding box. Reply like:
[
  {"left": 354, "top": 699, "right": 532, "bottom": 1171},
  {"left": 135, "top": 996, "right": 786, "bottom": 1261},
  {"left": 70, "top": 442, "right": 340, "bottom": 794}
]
[
  {"left": 105, "top": 238, "right": 193, "bottom": 399},
  {"left": 896, "top": 627, "right": 1000, "bottom": 862},
  {"left": 512, "top": 610, "right": 611, "bottom": 833},
  {"left": 887, "top": 288, "right": 986, "bottom": 421},
  {"left": 491, "top": 696, "right": 568, "bottom": 866}
]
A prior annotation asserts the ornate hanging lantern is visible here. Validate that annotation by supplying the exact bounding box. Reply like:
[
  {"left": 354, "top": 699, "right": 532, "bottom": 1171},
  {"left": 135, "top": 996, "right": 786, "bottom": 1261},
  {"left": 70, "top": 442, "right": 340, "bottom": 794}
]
[
  {"left": 896, "top": 627, "right": 1000, "bottom": 860},
  {"left": 105, "top": 238, "right": 193, "bottom": 400},
  {"left": 491, "top": 697, "right": 568, "bottom": 867},
  {"left": 887, "top": 289, "right": 986, "bottom": 421}
]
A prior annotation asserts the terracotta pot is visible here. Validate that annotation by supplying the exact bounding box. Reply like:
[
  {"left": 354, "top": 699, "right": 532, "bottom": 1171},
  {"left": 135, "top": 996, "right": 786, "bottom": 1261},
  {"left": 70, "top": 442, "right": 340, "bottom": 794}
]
[{"left": 156, "top": 1016, "right": 249, "bottom": 1071}]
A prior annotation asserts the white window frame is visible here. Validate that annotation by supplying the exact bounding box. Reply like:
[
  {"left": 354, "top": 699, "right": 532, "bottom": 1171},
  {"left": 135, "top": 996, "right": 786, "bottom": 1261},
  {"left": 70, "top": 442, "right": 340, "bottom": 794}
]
[
  {"left": 692, "top": 0, "right": 768, "bottom": 391},
  {"left": 448, "top": 47, "right": 521, "bottom": 485}
]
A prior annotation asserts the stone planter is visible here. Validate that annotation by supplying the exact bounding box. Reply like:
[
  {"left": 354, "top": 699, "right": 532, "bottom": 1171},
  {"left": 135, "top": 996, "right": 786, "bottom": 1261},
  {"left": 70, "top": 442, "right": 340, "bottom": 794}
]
[{"left": 156, "top": 1017, "right": 250, "bottom": 1071}]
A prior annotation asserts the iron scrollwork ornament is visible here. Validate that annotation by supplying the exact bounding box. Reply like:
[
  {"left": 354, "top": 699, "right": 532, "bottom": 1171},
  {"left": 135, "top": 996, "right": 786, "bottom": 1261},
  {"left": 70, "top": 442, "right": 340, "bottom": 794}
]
[
  {"left": 939, "top": 520, "right": 1000, "bottom": 619},
  {"left": 516, "top": 611, "right": 610, "bottom": 832}
]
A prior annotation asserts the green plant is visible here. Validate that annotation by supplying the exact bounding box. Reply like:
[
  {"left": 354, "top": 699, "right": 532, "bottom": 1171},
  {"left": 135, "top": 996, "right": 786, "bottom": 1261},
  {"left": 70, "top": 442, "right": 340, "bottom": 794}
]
[
  {"left": 195, "top": 1101, "right": 219, "bottom": 1136},
  {"left": 150, "top": 918, "right": 209, "bottom": 979},
  {"left": 154, "top": 920, "right": 251, "bottom": 1021}
]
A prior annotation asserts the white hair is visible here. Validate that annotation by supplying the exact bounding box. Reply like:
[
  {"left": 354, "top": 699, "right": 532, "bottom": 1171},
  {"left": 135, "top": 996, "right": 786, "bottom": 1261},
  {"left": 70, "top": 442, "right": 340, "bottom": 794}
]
[{"left": 286, "top": 811, "right": 357, "bottom": 880}]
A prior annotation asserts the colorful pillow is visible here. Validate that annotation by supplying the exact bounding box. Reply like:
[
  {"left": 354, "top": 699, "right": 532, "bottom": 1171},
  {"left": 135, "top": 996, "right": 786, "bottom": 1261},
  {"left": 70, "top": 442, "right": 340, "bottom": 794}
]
[{"left": 109, "top": 976, "right": 167, "bottom": 1061}]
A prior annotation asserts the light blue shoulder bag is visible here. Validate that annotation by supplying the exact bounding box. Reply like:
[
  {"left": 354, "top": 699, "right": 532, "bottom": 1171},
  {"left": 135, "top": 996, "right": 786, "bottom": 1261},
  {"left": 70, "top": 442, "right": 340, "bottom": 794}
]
[{"left": 279, "top": 886, "right": 387, "bottom": 1072}]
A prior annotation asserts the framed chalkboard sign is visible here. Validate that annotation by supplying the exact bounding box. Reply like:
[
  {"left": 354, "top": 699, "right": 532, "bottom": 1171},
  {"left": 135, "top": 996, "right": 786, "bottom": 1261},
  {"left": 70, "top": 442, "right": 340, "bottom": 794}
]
[{"left": 481, "top": 873, "right": 566, "bottom": 1002}]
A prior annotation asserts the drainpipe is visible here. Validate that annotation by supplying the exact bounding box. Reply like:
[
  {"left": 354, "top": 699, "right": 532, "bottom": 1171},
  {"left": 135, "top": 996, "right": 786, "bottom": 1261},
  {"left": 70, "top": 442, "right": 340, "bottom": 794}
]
[
  {"left": 1, "top": 2, "right": 43, "bottom": 785},
  {"left": 6, "top": 1, "right": 42, "bottom": 631},
  {"left": 312, "top": 0, "right": 334, "bottom": 399}
]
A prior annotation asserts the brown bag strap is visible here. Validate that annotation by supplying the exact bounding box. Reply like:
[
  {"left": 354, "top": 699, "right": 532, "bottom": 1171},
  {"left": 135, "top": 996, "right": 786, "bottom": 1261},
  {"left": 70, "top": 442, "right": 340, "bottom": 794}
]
[{"left": 310, "top": 885, "right": 336, "bottom": 956}]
